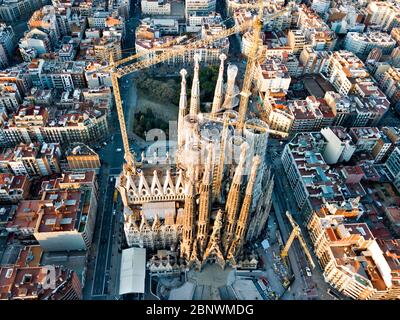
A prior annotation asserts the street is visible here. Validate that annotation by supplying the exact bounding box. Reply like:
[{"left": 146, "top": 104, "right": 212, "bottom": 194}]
[
  {"left": 267, "top": 139, "right": 333, "bottom": 300},
  {"left": 83, "top": 0, "right": 141, "bottom": 300},
  {"left": 91, "top": 177, "right": 117, "bottom": 296}
]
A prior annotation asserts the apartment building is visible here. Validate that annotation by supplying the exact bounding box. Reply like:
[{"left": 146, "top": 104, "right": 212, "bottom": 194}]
[
  {"left": 135, "top": 22, "right": 229, "bottom": 65},
  {"left": 19, "top": 28, "right": 53, "bottom": 61},
  {"left": 311, "top": 0, "right": 330, "bottom": 14},
  {"left": 365, "top": 1, "right": 400, "bottom": 32},
  {"left": 0, "top": 265, "right": 82, "bottom": 300},
  {"left": 352, "top": 80, "right": 390, "bottom": 126},
  {"left": 41, "top": 171, "right": 98, "bottom": 197},
  {"left": 344, "top": 32, "right": 396, "bottom": 59},
  {"left": 141, "top": 0, "right": 171, "bottom": 15},
  {"left": 84, "top": 62, "right": 112, "bottom": 88},
  {"left": 0, "top": 173, "right": 30, "bottom": 203},
  {"left": 321, "top": 127, "right": 356, "bottom": 164},
  {"left": 0, "top": 0, "right": 46, "bottom": 23},
  {"left": 390, "top": 27, "right": 400, "bottom": 45},
  {"left": 258, "top": 92, "right": 294, "bottom": 133},
  {"left": 88, "top": 11, "right": 117, "bottom": 30},
  {"left": 0, "top": 64, "right": 32, "bottom": 96},
  {"left": 324, "top": 89, "right": 389, "bottom": 128},
  {"left": 328, "top": 6, "right": 365, "bottom": 35},
  {"left": 379, "top": 67, "right": 400, "bottom": 108},
  {"left": 0, "top": 24, "right": 15, "bottom": 69},
  {"left": 299, "top": 47, "right": 331, "bottom": 75},
  {"left": 81, "top": 32, "right": 122, "bottom": 62},
  {"left": 66, "top": 143, "right": 101, "bottom": 172},
  {"left": 287, "top": 96, "right": 335, "bottom": 133},
  {"left": 325, "top": 50, "right": 370, "bottom": 96},
  {"left": 109, "top": 0, "right": 130, "bottom": 19},
  {"left": 185, "top": 0, "right": 216, "bottom": 18},
  {"left": 187, "top": 11, "right": 222, "bottom": 30},
  {"left": 386, "top": 147, "right": 400, "bottom": 191},
  {"left": 58, "top": 43, "right": 76, "bottom": 61},
  {"left": 6, "top": 199, "right": 41, "bottom": 235},
  {"left": 33, "top": 188, "right": 98, "bottom": 251},
  {"left": 28, "top": 6, "right": 62, "bottom": 46},
  {"left": 349, "top": 127, "right": 381, "bottom": 154},
  {"left": 0, "top": 83, "right": 22, "bottom": 112},
  {"left": 254, "top": 58, "right": 291, "bottom": 95},
  {"left": 0, "top": 105, "right": 109, "bottom": 146},
  {"left": 281, "top": 132, "right": 344, "bottom": 214},
  {"left": 38, "top": 60, "right": 87, "bottom": 90},
  {"left": 307, "top": 208, "right": 400, "bottom": 300},
  {"left": 378, "top": 127, "right": 400, "bottom": 162},
  {"left": 297, "top": 4, "right": 336, "bottom": 51},
  {"left": 372, "top": 131, "right": 393, "bottom": 163},
  {"left": 0, "top": 142, "right": 61, "bottom": 177}
]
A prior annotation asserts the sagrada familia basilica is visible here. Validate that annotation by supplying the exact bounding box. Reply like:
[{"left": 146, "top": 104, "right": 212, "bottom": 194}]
[{"left": 116, "top": 54, "right": 274, "bottom": 271}]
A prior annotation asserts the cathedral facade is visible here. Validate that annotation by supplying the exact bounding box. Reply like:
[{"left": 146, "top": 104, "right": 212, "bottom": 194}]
[{"left": 117, "top": 54, "right": 274, "bottom": 270}]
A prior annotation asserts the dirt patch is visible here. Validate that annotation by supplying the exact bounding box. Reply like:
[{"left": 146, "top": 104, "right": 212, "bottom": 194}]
[{"left": 131, "top": 89, "right": 178, "bottom": 130}]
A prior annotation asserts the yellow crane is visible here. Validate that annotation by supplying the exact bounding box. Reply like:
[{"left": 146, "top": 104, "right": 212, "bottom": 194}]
[
  {"left": 236, "top": 0, "right": 264, "bottom": 130},
  {"left": 200, "top": 113, "right": 288, "bottom": 138},
  {"left": 107, "top": 1, "right": 292, "bottom": 170},
  {"left": 280, "top": 211, "right": 315, "bottom": 269},
  {"left": 230, "top": 2, "right": 265, "bottom": 9},
  {"left": 229, "top": 0, "right": 279, "bottom": 10}
]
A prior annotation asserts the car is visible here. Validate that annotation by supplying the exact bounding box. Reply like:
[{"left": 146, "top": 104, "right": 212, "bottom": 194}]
[
  {"left": 305, "top": 267, "right": 312, "bottom": 277},
  {"left": 103, "top": 142, "right": 107, "bottom": 146},
  {"left": 116, "top": 148, "right": 122, "bottom": 152}
]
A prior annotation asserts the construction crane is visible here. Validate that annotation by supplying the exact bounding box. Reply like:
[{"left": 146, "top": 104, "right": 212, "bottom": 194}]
[
  {"left": 200, "top": 113, "right": 289, "bottom": 138},
  {"left": 280, "top": 211, "right": 315, "bottom": 269},
  {"left": 230, "top": 2, "right": 266, "bottom": 9},
  {"left": 236, "top": 0, "right": 264, "bottom": 131},
  {"left": 108, "top": 2, "right": 292, "bottom": 170},
  {"left": 229, "top": 0, "right": 279, "bottom": 10},
  {"left": 98, "top": 35, "right": 189, "bottom": 71}
]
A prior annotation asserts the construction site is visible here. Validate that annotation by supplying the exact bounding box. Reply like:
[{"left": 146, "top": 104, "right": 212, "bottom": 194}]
[
  {"left": 96, "top": 0, "right": 317, "bottom": 300},
  {"left": 150, "top": 209, "right": 309, "bottom": 300}
]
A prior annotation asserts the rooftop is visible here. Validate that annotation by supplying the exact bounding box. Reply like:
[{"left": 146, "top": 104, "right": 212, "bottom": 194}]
[
  {"left": 0, "top": 265, "right": 80, "bottom": 300},
  {"left": 36, "top": 189, "right": 87, "bottom": 233}
]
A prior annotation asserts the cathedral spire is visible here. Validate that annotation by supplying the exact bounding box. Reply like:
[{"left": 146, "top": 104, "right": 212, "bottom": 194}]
[
  {"left": 202, "top": 209, "right": 226, "bottom": 270},
  {"left": 189, "top": 54, "right": 201, "bottom": 116},
  {"left": 212, "top": 116, "right": 229, "bottom": 202},
  {"left": 222, "top": 64, "right": 238, "bottom": 109},
  {"left": 222, "top": 143, "right": 247, "bottom": 254},
  {"left": 180, "top": 166, "right": 196, "bottom": 261},
  {"left": 196, "top": 143, "right": 213, "bottom": 255},
  {"left": 178, "top": 69, "right": 187, "bottom": 147},
  {"left": 227, "top": 155, "right": 261, "bottom": 261},
  {"left": 211, "top": 53, "right": 226, "bottom": 114}
]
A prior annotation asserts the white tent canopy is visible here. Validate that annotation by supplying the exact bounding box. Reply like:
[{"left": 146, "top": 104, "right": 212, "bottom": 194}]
[{"left": 119, "top": 247, "right": 146, "bottom": 295}]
